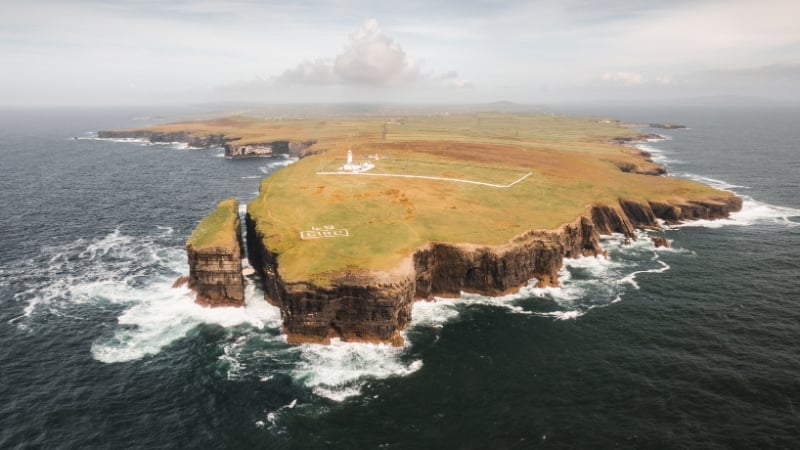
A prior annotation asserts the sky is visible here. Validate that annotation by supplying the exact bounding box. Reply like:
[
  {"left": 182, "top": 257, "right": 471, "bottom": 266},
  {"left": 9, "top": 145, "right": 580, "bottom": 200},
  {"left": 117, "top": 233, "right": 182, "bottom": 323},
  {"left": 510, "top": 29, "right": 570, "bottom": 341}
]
[{"left": 2, "top": 0, "right": 799, "bottom": 106}]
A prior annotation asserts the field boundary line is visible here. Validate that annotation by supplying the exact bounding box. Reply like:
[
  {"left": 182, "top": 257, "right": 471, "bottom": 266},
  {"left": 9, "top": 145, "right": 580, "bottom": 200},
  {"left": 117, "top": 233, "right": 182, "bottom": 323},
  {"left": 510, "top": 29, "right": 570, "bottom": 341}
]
[{"left": 315, "top": 171, "right": 532, "bottom": 188}]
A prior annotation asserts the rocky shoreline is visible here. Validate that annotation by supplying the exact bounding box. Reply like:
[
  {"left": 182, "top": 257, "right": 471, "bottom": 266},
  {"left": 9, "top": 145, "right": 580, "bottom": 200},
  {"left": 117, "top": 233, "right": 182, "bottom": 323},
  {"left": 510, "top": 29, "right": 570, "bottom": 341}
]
[
  {"left": 159, "top": 123, "right": 741, "bottom": 346},
  {"left": 96, "top": 129, "right": 318, "bottom": 159},
  {"left": 245, "top": 195, "right": 742, "bottom": 345}
]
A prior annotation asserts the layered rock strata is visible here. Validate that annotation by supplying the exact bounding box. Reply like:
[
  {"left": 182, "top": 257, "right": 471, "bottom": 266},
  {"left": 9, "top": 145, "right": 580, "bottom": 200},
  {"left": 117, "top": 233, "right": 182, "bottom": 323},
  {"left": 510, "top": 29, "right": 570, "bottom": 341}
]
[
  {"left": 97, "top": 130, "right": 318, "bottom": 160},
  {"left": 225, "top": 140, "right": 317, "bottom": 159},
  {"left": 246, "top": 195, "right": 742, "bottom": 345},
  {"left": 185, "top": 199, "right": 245, "bottom": 306},
  {"left": 97, "top": 130, "right": 229, "bottom": 148}
]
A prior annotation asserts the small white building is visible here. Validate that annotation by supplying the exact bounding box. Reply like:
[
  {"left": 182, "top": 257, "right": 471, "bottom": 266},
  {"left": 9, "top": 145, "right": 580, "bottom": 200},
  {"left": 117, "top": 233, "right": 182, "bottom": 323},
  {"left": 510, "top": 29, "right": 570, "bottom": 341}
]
[{"left": 340, "top": 149, "right": 375, "bottom": 173}]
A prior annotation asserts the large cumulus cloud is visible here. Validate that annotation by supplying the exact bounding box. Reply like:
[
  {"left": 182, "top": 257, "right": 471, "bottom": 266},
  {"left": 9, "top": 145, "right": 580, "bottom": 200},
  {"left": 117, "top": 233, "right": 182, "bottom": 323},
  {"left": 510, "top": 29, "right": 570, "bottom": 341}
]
[{"left": 277, "top": 19, "right": 468, "bottom": 88}]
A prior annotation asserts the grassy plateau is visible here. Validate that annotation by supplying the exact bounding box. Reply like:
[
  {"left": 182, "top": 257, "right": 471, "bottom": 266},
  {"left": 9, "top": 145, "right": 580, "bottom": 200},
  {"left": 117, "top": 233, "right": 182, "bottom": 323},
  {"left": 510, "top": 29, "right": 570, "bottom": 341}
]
[
  {"left": 142, "top": 112, "right": 727, "bottom": 284},
  {"left": 186, "top": 198, "right": 240, "bottom": 250}
]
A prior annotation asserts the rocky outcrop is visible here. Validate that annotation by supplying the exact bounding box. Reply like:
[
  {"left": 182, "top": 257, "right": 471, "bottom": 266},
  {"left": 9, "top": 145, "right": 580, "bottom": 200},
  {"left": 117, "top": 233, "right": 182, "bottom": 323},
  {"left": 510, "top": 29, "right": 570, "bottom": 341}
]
[
  {"left": 187, "top": 244, "right": 245, "bottom": 306},
  {"left": 651, "top": 236, "right": 670, "bottom": 248},
  {"left": 224, "top": 140, "right": 317, "bottom": 159},
  {"left": 612, "top": 133, "right": 664, "bottom": 145},
  {"left": 246, "top": 194, "right": 742, "bottom": 345},
  {"left": 97, "top": 130, "right": 229, "bottom": 148},
  {"left": 185, "top": 199, "right": 245, "bottom": 307},
  {"left": 649, "top": 123, "right": 686, "bottom": 129},
  {"left": 97, "top": 129, "right": 320, "bottom": 160}
]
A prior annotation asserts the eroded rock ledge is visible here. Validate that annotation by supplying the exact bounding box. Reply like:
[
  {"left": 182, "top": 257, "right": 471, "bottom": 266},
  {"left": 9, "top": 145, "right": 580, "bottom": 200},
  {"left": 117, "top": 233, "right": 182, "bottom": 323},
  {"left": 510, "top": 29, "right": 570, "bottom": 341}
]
[
  {"left": 245, "top": 195, "right": 742, "bottom": 345},
  {"left": 96, "top": 129, "right": 318, "bottom": 160},
  {"left": 226, "top": 140, "right": 317, "bottom": 159},
  {"left": 97, "top": 130, "right": 228, "bottom": 148}
]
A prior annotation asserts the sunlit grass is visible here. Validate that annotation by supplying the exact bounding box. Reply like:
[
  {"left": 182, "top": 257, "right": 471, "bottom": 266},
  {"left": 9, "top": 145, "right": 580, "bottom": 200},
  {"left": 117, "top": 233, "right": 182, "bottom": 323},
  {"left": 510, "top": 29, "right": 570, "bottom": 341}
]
[
  {"left": 186, "top": 198, "right": 239, "bottom": 249},
  {"left": 135, "top": 112, "right": 729, "bottom": 283}
]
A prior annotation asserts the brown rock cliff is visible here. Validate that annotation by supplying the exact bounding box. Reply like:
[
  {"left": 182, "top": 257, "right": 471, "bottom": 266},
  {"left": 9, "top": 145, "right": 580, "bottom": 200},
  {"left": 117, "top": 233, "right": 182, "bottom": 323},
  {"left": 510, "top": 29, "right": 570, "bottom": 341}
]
[{"left": 246, "top": 194, "right": 741, "bottom": 346}]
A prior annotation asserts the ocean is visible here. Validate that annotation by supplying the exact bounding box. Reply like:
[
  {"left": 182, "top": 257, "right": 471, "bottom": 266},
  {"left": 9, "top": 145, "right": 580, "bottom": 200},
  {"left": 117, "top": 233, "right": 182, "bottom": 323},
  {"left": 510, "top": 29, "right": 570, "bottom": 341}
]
[{"left": 1, "top": 105, "right": 798, "bottom": 449}]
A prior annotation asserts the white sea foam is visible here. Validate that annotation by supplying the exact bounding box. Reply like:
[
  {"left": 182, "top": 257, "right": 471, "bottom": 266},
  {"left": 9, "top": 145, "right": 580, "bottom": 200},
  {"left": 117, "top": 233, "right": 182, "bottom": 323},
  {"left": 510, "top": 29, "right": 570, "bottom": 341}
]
[
  {"left": 677, "top": 173, "right": 749, "bottom": 191},
  {"left": 405, "top": 234, "right": 671, "bottom": 331},
  {"left": 673, "top": 196, "right": 800, "bottom": 229},
  {"left": 11, "top": 226, "right": 680, "bottom": 399},
  {"left": 635, "top": 143, "right": 682, "bottom": 165},
  {"left": 291, "top": 340, "right": 423, "bottom": 401},
  {"left": 633, "top": 136, "right": 798, "bottom": 229},
  {"left": 258, "top": 157, "right": 298, "bottom": 174},
  {"left": 86, "top": 136, "right": 205, "bottom": 151},
  {"left": 535, "top": 310, "right": 584, "bottom": 320},
  {"left": 220, "top": 331, "right": 424, "bottom": 402},
  {"left": 90, "top": 137, "right": 151, "bottom": 144},
  {"left": 34, "top": 228, "right": 424, "bottom": 400},
  {"left": 92, "top": 282, "right": 283, "bottom": 363},
  {"left": 12, "top": 228, "right": 183, "bottom": 320},
  {"left": 13, "top": 226, "right": 681, "bottom": 403}
]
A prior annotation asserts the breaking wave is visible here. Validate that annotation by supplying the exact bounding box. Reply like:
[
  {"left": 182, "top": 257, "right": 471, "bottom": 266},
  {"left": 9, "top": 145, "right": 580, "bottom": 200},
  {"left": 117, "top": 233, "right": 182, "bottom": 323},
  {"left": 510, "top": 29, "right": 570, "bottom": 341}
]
[
  {"left": 83, "top": 134, "right": 206, "bottom": 150},
  {"left": 10, "top": 227, "right": 183, "bottom": 325},
  {"left": 409, "top": 232, "right": 681, "bottom": 328},
  {"left": 258, "top": 157, "right": 298, "bottom": 173},
  {"left": 8, "top": 227, "right": 421, "bottom": 403},
  {"left": 635, "top": 142, "right": 799, "bottom": 229},
  {"left": 18, "top": 226, "right": 680, "bottom": 404}
]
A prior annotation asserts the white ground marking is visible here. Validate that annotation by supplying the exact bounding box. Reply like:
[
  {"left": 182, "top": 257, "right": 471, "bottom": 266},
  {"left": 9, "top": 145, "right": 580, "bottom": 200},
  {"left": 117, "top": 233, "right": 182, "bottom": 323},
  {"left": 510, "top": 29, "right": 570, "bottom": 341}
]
[{"left": 315, "top": 171, "right": 532, "bottom": 188}]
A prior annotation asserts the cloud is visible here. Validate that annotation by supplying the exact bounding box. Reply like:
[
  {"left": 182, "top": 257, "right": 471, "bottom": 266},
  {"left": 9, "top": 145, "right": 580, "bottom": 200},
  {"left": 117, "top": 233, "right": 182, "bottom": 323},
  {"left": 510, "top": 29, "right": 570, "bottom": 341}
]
[
  {"left": 275, "top": 58, "right": 337, "bottom": 85},
  {"left": 275, "top": 19, "right": 421, "bottom": 86},
  {"left": 431, "top": 70, "right": 474, "bottom": 89},
  {"left": 600, "top": 71, "right": 672, "bottom": 86},
  {"left": 274, "top": 19, "right": 467, "bottom": 89},
  {"left": 601, "top": 71, "right": 644, "bottom": 85},
  {"left": 333, "top": 19, "right": 420, "bottom": 86}
]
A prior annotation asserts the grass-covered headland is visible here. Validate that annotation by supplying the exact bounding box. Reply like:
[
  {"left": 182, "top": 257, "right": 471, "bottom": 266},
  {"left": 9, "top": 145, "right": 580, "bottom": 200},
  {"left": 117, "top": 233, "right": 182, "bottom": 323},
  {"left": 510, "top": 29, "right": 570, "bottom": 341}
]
[{"left": 137, "top": 112, "right": 734, "bottom": 285}]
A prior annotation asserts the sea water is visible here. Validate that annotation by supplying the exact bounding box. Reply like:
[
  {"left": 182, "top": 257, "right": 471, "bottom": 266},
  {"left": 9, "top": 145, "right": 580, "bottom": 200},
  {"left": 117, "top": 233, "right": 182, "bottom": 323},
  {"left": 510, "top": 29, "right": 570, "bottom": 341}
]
[{"left": 1, "top": 105, "right": 799, "bottom": 448}]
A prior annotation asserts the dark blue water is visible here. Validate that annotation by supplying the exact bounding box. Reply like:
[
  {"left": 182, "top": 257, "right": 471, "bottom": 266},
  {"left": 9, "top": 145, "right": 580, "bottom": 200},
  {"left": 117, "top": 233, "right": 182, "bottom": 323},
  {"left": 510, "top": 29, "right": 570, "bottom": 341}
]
[{"left": 1, "top": 106, "right": 799, "bottom": 449}]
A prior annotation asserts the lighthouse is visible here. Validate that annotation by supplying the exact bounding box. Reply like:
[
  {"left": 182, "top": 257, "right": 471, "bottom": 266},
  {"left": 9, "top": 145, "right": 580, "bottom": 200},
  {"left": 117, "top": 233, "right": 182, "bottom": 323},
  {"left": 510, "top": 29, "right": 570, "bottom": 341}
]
[{"left": 339, "top": 147, "right": 375, "bottom": 173}]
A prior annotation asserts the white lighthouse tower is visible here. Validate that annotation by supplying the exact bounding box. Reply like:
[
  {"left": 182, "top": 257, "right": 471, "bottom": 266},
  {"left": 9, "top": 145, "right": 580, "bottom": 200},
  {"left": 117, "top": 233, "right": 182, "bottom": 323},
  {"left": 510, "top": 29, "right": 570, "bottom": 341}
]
[{"left": 339, "top": 147, "right": 375, "bottom": 173}]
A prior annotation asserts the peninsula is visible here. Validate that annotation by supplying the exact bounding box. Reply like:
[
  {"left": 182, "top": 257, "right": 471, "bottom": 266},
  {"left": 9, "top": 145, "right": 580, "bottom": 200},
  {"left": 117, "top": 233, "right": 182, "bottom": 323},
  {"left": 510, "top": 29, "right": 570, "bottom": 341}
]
[{"left": 101, "top": 113, "right": 741, "bottom": 345}]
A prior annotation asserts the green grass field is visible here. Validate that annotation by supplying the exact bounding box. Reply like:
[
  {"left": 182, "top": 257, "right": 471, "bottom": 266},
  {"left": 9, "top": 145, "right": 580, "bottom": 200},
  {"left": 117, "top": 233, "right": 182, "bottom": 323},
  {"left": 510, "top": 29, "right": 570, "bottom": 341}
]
[
  {"left": 186, "top": 198, "right": 239, "bottom": 249},
  {"left": 135, "top": 112, "right": 730, "bottom": 283}
]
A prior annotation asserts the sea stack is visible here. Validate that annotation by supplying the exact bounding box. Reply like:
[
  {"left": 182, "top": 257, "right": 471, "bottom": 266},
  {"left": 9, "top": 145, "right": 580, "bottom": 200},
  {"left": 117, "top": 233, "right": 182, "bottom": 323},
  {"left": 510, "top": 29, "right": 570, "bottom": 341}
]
[{"left": 185, "top": 198, "right": 245, "bottom": 306}]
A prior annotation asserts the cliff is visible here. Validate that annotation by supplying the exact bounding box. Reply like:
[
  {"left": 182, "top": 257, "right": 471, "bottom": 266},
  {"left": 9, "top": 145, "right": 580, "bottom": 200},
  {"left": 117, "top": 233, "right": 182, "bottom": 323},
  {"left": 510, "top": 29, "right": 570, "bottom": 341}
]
[
  {"left": 97, "top": 129, "right": 229, "bottom": 148},
  {"left": 185, "top": 199, "right": 245, "bottom": 306},
  {"left": 97, "top": 129, "right": 318, "bottom": 160},
  {"left": 246, "top": 195, "right": 742, "bottom": 345},
  {"left": 225, "top": 140, "right": 317, "bottom": 159}
]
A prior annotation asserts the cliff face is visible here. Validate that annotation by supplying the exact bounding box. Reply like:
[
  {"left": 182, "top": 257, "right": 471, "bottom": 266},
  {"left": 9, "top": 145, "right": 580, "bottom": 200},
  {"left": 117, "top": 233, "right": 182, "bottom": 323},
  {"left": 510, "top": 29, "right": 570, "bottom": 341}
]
[
  {"left": 224, "top": 140, "right": 317, "bottom": 159},
  {"left": 186, "top": 244, "right": 245, "bottom": 306},
  {"left": 246, "top": 215, "right": 412, "bottom": 345},
  {"left": 413, "top": 216, "right": 602, "bottom": 297},
  {"left": 97, "top": 130, "right": 228, "bottom": 148},
  {"left": 246, "top": 194, "right": 741, "bottom": 346},
  {"left": 97, "top": 130, "right": 319, "bottom": 160},
  {"left": 185, "top": 199, "right": 245, "bottom": 307}
]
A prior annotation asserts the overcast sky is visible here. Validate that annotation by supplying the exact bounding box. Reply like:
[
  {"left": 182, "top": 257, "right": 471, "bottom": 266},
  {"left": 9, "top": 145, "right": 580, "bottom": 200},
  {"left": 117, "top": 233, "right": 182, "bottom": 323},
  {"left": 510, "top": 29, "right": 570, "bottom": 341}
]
[{"left": 2, "top": 0, "right": 799, "bottom": 106}]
